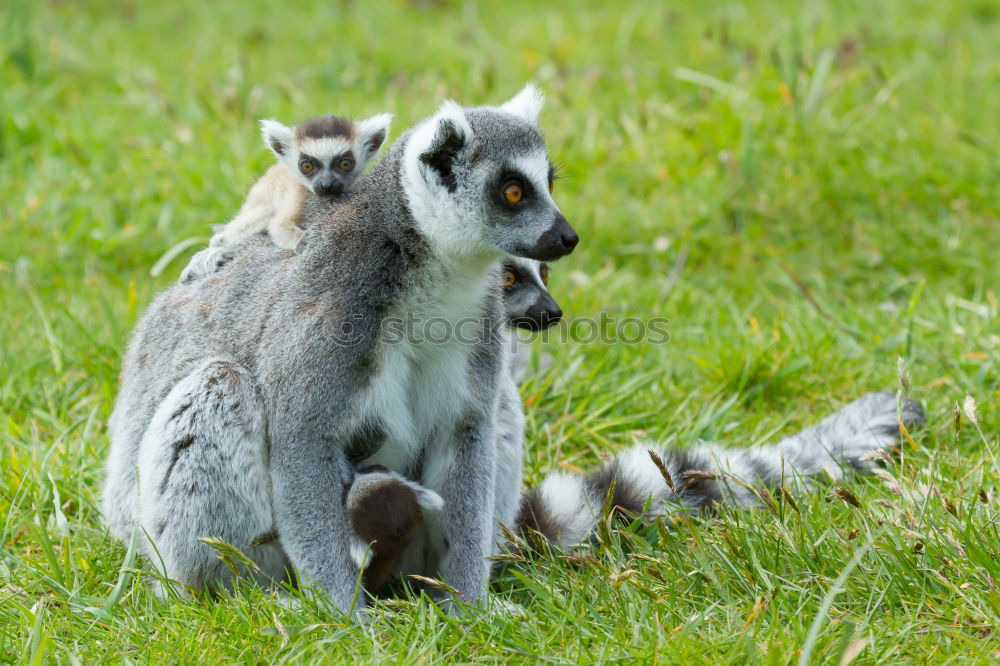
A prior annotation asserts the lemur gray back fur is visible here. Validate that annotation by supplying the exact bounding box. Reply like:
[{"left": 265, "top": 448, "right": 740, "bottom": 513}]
[{"left": 103, "top": 85, "right": 576, "bottom": 614}]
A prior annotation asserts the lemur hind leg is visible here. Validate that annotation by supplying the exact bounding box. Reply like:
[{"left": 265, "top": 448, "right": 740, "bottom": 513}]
[{"left": 134, "top": 359, "right": 290, "bottom": 595}]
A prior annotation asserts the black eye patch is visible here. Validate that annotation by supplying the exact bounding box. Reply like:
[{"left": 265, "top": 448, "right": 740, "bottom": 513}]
[
  {"left": 333, "top": 152, "right": 356, "bottom": 171},
  {"left": 298, "top": 155, "right": 321, "bottom": 177}
]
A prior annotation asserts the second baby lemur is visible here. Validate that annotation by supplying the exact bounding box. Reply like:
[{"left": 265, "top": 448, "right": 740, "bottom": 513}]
[{"left": 180, "top": 112, "right": 392, "bottom": 283}]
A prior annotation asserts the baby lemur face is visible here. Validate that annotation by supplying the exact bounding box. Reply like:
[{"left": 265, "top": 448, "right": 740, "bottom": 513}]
[
  {"left": 260, "top": 113, "right": 392, "bottom": 198},
  {"left": 502, "top": 257, "right": 562, "bottom": 331}
]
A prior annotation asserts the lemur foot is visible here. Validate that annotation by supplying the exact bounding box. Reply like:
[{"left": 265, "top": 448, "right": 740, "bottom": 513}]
[{"left": 179, "top": 245, "right": 236, "bottom": 284}]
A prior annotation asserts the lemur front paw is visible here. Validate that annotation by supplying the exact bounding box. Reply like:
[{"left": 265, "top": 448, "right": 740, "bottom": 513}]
[
  {"left": 270, "top": 223, "right": 304, "bottom": 253},
  {"left": 179, "top": 246, "right": 236, "bottom": 284}
]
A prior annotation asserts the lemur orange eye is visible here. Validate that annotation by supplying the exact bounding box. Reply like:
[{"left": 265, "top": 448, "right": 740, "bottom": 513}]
[
  {"left": 548, "top": 180, "right": 554, "bottom": 194},
  {"left": 502, "top": 270, "right": 517, "bottom": 287},
  {"left": 338, "top": 155, "right": 355, "bottom": 171},
  {"left": 540, "top": 265, "right": 549, "bottom": 285},
  {"left": 503, "top": 182, "right": 523, "bottom": 205},
  {"left": 299, "top": 158, "right": 315, "bottom": 174}
]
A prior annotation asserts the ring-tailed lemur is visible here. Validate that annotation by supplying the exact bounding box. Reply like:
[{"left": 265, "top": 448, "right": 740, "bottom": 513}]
[
  {"left": 179, "top": 113, "right": 392, "bottom": 283},
  {"left": 102, "top": 84, "right": 576, "bottom": 615},
  {"left": 178, "top": 179, "right": 561, "bottom": 596},
  {"left": 517, "top": 391, "right": 925, "bottom": 549}
]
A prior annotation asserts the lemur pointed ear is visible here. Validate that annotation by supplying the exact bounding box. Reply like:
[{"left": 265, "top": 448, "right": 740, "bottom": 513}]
[
  {"left": 355, "top": 112, "right": 393, "bottom": 164},
  {"left": 260, "top": 119, "right": 293, "bottom": 158},
  {"left": 499, "top": 83, "right": 544, "bottom": 124},
  {"left": 418, "top": 100, "right": 473, "bottom": 192}
]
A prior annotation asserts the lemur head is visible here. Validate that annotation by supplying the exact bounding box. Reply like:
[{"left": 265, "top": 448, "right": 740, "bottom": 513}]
[
  {"left": 502, "top": 257, "right": 562, "bottom": 331},
  {"left": 260, "top": 113, "right": 392, "bottom": 198},
  {"left": 402, "top": 84, "right": 578, "bottom": 263}
]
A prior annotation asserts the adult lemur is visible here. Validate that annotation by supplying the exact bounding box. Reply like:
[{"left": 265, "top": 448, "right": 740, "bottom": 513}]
[
  {"left": 180, "top": 112, "right": 392, "bottom": 283},
  {"left": 103, "top": 85, "right": 577, "bottom": 613},
  {"left": 174, "top": 136, "right": 560, "bottom": 593}
]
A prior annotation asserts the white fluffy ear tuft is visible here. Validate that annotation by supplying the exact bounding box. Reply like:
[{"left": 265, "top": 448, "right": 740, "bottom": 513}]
[
  {"left": 435, "top": 99, "right": 473, "bottom": 143},
  {"left": 416, "top": 100, "right": 474, "bottom": 187},
  {"left": 355, "top": 112, "right": 393, "bottom": 164},
  {"left": 260, "top": 119, "right": 293, "bottom": 159},
  {"left": 499, "top": 83, "right": 545, "bottom": 124}
]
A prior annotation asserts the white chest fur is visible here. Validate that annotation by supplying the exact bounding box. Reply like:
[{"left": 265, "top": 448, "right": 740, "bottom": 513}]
[
  {"left": 355, "top": 259, "right": 496, "bottom": 475},
  {"left": 357, "top": 338, "right": 472, "bottom": 473}
]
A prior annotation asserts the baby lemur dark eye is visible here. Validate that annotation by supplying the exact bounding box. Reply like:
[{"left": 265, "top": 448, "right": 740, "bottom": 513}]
[
  {"left": 503, "top": 182, "right": 523, "bottom": 205},
  {"left": 338, "top": 155, "right": 355, "bottom": 171},
  {"left": 299, "top": 159, "right": 316, "bottom": 174},
  {"left": 502, "top": 270, "right": 517, "bottom": 287}
]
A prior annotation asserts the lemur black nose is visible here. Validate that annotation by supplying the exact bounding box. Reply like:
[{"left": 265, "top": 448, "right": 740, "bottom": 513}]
[
  {"left": 536, "top": 308, "right": 562, "bottom": 329},
  {"left": 513, "top": 296, "right": 563, "bottom": 332},
  {"left": 560, "top": 227, "right": 579, "bottom": 252},
  {"left": 551, "top": 210, "right": 578, "bottom": 253},
  {"left": 315, "top": 180, "right": 343, "bottom": 197},
  {"left": 517, "top": 210, "right": 580, "bottom": 262},
  {"left": 538, "top": 297, "right": 563, "bottom": 327}
]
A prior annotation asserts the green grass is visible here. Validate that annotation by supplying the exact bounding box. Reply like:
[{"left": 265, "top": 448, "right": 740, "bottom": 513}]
[{"left": 2, "top": 0, "right": 999, "bottom": 662}]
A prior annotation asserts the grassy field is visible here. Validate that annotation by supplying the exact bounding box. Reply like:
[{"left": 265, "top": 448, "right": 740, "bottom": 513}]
[{"left": 2, "top": 0, "right": 999, "bottom": 662}]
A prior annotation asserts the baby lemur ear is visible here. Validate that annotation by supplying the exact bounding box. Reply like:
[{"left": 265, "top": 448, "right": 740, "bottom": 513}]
[
  {"left": 259, "top": 119, "right": 293, "bottom": 158},
  {"left": 418, "top": 100, "right": 474, "bottom": 192},
  {"left": 499, "top": 83, "right": 545, "bottom": 124},
  {"left": 355, "top": 113, "right": 393, "bottom": 164}
]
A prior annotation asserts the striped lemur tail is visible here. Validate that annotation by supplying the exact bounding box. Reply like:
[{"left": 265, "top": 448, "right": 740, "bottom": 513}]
[{"left": 515, "top": 391, "right": 925, "bottom": 550}]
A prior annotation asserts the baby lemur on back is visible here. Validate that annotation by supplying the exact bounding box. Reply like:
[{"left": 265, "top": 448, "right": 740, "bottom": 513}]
[{"left": 180, "top": 112, "right": 392, "bottom": 283}]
